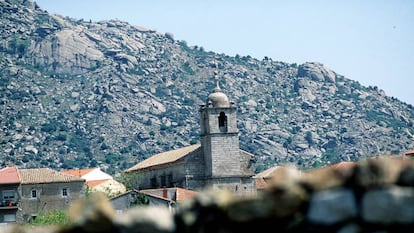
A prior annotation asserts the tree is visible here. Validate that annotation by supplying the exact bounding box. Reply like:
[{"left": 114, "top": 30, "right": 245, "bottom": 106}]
[
  {"left": 130, "top": 193, "right": 149, "bottom": 206},
  {"left": 9, "top": 35, "right": 30, "bottom": 57},
  {"left": 118, "top": 172, "right": 142, "bottom": 190}
]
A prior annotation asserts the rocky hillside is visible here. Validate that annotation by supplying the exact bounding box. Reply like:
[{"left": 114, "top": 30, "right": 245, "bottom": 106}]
[{"left": 1, "top": 0, "right": 413, "bottom": 174}]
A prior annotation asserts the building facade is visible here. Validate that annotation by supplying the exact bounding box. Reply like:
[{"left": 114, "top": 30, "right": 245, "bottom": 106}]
[
  {"left": 126, "top": 74, "right": 255, "bottom": 195},
  {"left": 61, "top": 168, "right": 126, "bottom": 197},
  {"left": 0, "top": 167, "right": 21, "bottom": 225},
  {"left": 19, "top": 168, "right": 85, "bottom": 223},
  {"left": 110, "top": 187, "right": 198, "bottom": 214},
  {"left": 0, "top": 167, "right": 86, "bottom": 224}
]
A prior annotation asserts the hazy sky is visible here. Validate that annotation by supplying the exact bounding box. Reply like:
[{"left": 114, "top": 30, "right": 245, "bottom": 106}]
[{"left": 35, "top": 0, "right": 414, "bottom": 105}]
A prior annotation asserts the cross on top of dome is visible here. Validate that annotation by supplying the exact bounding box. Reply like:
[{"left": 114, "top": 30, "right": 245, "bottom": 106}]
[
  {"left": 207, "top": 71, "right": 230, "bottom": 108},
  {"left": 212, "top": 71, "right": 221, "bottom": 92}
]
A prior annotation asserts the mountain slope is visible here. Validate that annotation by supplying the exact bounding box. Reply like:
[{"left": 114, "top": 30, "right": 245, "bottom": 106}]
[{"left": 1, "top": 0, "right": 413, "bottom": 174}]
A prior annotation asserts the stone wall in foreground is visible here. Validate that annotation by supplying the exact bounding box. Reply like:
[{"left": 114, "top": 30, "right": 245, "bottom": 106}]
[{"left": 4, "top": 156, "right": 414, "bottom": 233}]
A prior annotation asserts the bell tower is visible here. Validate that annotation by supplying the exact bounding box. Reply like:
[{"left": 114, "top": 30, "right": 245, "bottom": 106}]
[{"left": 200, "top": 72, "right": 241, "bottom": 179}]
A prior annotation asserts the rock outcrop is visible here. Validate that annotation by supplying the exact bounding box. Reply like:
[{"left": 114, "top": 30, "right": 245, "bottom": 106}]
[{"left": 0, "top": 0, "right": 413, "bottom": 173}]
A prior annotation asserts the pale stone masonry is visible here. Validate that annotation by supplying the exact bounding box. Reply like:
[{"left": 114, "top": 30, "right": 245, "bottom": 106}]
[
  {"left": 362, "top": 186, "right": 414, "bottom": 224},
  {"left": 307, "top": 189, "right": 357, "bottom": 224},
  {"left": 125, "top": 73, "right": 255, "bottom": 195}
]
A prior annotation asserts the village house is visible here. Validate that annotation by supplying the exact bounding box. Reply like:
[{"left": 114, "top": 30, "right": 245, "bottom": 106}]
[
  {"left": 125, "top": 74, "right": 256, "bottom": 195},
  {"left": 61, "top": 167, "right": 126, "bottom": 197},
  {"left": 110, "top": 187, "right": 198, "bottom": 214},
  {"left": 18, "top": 168, "right": 85, "bottom": 222},
  {"left": 0, "top": 167, "right": 85, "bottom": 224}
]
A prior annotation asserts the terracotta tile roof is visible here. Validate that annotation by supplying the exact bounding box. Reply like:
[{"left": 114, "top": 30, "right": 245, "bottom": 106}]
[
  {"left": 125, "top": 144, "right": 201, "bottom": 172},
  {"left": 405, "top": 149, "right": 414, "bottom": 156},
  {"left": 19, "top": 168, "right": 85, "bottom": 184},
  {"left": 139, "top": 190, "right": 172, "bottom": 202},
  {"left": 175, "top": 187, "right": 198, "bottom": 201},
  {"left": 61, "top": 168, "right": 96, "bottom": 177},
  {"left": 139, "top": 187, "right": 199, "bottom": 202},
  {"left": 86, "top": 179, "right": 110, "bottom": 188},
  {"left": 0, "top": 167, "right": 20, "bottom": 184}
]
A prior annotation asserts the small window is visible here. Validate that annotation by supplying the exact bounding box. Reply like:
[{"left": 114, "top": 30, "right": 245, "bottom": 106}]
[
  {"left": 3, "top": 190, "right": 15, "bottom": 201},
  {"left": 31, "top": 190, "right": 37, "bottom": 198},
  {"left": 62, "top": 188, "right": 68, "bottom": 197}
]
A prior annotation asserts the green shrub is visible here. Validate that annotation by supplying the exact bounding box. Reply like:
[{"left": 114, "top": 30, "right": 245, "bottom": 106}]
[
  {"left": 0, "top": 76, "right": 10, "bottom": 87},
  {"left": 182, "top": 62, "right": 195, "bottom": 75},
  {"left": 30, "top": 210, "right": 70, "bottom": 226},
  {"left": 9, "top": 35, "right": 30, "bottom": 56},
  {"left": 131, "top": 193, "right": 149, "bottom": 206},
  {"left": 55, "top": 133, "right": 67, "bottom": 141},
  {"left": 41, "top": 121, "right": 58, "bottom": 133}
]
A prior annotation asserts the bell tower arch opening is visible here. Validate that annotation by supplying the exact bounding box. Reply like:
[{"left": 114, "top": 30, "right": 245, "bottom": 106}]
[{"left": 218, "top": 112, "right": 227, "bottom": 132}]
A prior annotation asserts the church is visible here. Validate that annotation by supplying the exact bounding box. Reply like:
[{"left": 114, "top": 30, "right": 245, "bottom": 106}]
[{"left": 125, "top": 73, "right": 255, "bottom": 195}]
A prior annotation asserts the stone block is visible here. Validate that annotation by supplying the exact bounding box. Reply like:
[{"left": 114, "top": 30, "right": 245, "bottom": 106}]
[
  {"left": 307, "top": 188, "right": 357, "bottom": 224},
  {"left": 362, "top": 186, "right": 414, "bottom": 224}
]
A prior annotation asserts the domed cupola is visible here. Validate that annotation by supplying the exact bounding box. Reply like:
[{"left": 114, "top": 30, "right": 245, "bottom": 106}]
[{"left": 207, "top": 72, "right": 230, "bottom": 108}]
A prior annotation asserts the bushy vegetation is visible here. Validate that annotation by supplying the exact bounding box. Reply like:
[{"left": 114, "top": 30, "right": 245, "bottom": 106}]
[
  {"left": 30, "top": 210, "right": 71, "bottom": 226},
  {"left": 131, "top": 193, "right": 150, "bottom": 206},
  {"left": 9, "top": 35, "right": 30, "bottom": 56}
]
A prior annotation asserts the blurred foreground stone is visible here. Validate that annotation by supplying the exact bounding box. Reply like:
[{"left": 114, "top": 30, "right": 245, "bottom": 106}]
[{"left": 4, "top": 156, "right": 414, "bottom": 233}]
